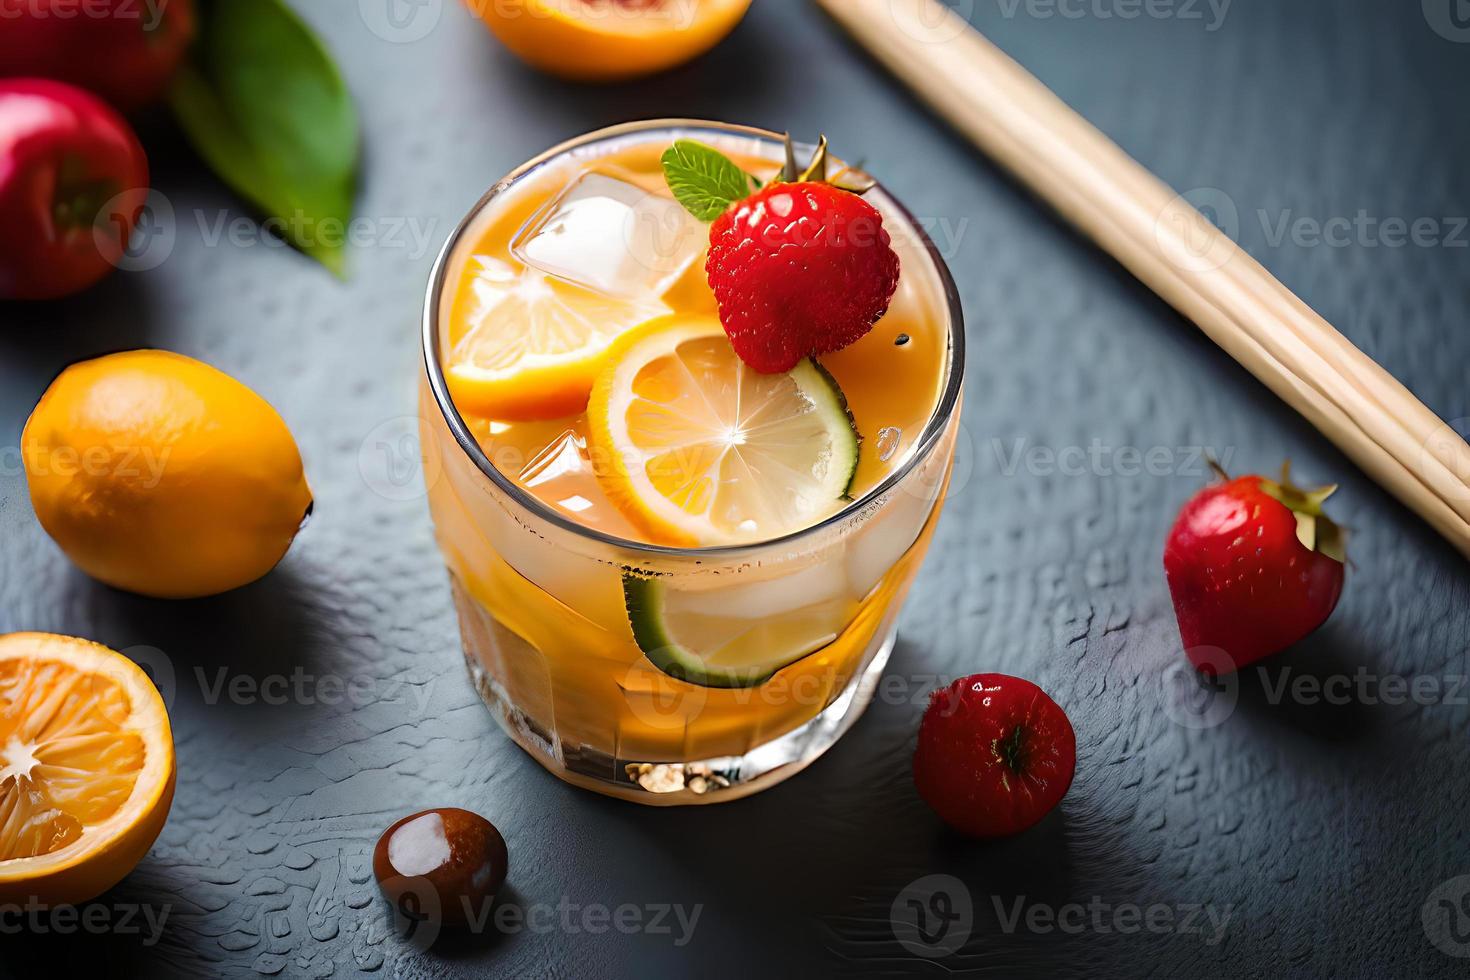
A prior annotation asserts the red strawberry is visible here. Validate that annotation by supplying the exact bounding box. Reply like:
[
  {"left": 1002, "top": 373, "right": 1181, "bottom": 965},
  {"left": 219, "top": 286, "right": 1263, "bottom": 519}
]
[
  {"left": 706, "top": 180, "right": 900, "bottom": 373},
  {"left": 1164, "top": 463, "right": 1346, "bottom": 675},
  {"left": 914, "top": 674, "right": 1077, "bottom": 838}
]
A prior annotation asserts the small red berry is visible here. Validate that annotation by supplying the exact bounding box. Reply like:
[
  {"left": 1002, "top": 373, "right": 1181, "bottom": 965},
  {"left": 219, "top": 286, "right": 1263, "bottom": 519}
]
[
  {"left": 1163, "top": 464, "right": 1346, "bottom": 675},
  {"left": 706, "top": 181, "right": 900, "bottom": 374},
  {"left": 913, "top": 674, "right": 1077, "bottom": 838}
]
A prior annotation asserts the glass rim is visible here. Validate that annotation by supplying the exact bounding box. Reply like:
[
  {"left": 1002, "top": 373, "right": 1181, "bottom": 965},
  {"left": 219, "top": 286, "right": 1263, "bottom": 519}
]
[{"left": 421, "top": 118, "right": 967, "bottom": 559}]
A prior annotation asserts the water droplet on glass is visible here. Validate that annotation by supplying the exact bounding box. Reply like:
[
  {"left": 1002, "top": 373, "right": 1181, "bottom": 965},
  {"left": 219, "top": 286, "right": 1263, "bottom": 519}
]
[{"left": 877, "top": 426, "right": 903, "bottom": 462}]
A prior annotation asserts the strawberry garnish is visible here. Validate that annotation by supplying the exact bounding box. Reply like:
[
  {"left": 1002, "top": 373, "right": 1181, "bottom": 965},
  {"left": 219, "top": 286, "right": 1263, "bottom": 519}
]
[
  {"left": 1163, "top": 462, "right": 1347, "bottom": 675},
  {"left": 662, "top": 136, "right": 900, "bottom": 374}
]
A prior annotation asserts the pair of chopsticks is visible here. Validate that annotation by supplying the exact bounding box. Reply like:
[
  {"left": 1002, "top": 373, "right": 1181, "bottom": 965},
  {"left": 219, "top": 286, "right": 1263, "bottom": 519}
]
[{"left": 817, "top": 0, "right": 1470, "bottom": 558}]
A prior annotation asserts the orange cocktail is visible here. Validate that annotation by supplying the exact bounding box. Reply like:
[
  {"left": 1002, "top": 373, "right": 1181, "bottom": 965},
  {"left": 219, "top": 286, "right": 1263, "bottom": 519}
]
[{"left": 420, "top": 121, "right": 964, "bottom": 803}]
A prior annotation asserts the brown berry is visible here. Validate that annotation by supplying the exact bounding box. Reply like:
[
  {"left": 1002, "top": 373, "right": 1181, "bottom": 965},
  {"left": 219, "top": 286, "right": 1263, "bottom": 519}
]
[{"left": 373, "top": 808, "right": 508, "bottom": 928}]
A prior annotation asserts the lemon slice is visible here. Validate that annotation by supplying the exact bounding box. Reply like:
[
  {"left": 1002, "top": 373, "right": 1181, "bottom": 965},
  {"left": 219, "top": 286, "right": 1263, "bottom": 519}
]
[
  {"left": 0, "top": 633, "right": 175, "bottom": 905},
  {"left": 446, "top": 256, "right": 668, "bottom": 421},
  {"left": 587, "top": 315, "right": 860, "bottom": 547}
]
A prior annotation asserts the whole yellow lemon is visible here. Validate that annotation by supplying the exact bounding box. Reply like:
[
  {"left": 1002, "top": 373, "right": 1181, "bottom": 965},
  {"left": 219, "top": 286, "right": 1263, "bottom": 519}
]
[{"left": 22, "top": 350, "right": 312, "bottom": 599}]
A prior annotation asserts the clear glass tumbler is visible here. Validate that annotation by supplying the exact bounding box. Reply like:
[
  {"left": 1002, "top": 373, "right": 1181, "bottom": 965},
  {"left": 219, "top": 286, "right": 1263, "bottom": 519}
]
[{"left": 420, "top": 120, "right": 965, "bottom": 804}]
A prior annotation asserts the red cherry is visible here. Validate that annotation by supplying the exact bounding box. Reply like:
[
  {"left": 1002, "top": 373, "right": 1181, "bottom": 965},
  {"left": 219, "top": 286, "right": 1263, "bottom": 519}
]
[{"left": 913, "top": 674, "right": 1076, "bottom": 838}]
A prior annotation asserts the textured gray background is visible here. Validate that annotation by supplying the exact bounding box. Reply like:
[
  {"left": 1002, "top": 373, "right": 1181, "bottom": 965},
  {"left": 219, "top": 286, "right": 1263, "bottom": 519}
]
[{"left": 3, "top": 0, "right": 1469, "bottom": 976}]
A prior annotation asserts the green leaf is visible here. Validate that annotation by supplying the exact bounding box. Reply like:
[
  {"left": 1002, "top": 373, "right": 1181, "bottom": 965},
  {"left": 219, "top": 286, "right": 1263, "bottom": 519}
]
[
  {"left": 661, "top": 140, "right": 754, "bottom": 222},
  {"left": 170, "top": 0, "right": 359, "bottom": 276}
]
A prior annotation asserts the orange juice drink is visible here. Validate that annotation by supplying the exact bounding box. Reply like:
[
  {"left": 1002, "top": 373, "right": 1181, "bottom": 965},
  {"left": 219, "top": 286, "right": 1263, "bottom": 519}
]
[{"left": 420, "top": 121, "right": 964, "bottom": 803}]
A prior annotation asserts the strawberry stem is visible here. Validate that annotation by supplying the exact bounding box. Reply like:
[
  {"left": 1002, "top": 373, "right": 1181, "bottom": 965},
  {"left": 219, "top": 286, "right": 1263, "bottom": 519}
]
[
  {"left": 782, "top": 133, "right": 799, "bottom": 183},
  {"left": 1258, "top": 462, "right": 1347, "bottom": 562},
  {"left": 797, "top": 135, "right": 830, "bottom": 183}
]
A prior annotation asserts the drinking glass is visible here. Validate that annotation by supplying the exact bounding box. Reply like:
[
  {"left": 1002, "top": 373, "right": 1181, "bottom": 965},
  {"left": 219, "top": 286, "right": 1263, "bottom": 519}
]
[{"left": 420, "top": 120, "right": 965, "bottom": 804}]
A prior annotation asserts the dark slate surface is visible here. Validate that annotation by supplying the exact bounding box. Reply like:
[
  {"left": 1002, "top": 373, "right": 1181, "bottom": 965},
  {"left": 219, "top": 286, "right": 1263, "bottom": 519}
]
[{"left": 3, "top": 0, "right": 1469, "bottom": 976}]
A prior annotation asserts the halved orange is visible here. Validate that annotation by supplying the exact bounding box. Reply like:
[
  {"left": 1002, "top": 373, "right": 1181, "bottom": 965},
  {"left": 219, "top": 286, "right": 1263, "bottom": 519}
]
[
  {"left": 469, "top": 0, "right": 753, "bottom": 81},
  {"left": 0, "top": 633, "right": 176, "bottom": 905}
]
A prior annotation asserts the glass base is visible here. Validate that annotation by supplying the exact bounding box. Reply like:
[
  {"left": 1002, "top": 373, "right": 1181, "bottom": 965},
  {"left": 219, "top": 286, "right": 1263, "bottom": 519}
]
[{"left": 464, "top": 626, "right": 897, "bottom": 806}]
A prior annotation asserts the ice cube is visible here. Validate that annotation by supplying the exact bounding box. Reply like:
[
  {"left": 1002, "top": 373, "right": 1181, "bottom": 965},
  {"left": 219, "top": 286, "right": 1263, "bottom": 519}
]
[
  {"left": 667, "top": 562, "right": 850, "bottom": 619},
  {"left": 512, "top": 171, "right": 706, "bottom": 302},
  {"left": 515, "top": 429, "right": 640, "bottom": 538},
  {"left": 518, "top": 428, "right": 587, "bottom": 491},
  {"left": 846, "top": 500, "right": 926, "bottom": 600}
]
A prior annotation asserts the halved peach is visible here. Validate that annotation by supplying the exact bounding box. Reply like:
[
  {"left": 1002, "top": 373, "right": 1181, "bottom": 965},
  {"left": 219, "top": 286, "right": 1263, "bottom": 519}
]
[{"left": 467, "top": 0, "right": 753, "bottom": 81}]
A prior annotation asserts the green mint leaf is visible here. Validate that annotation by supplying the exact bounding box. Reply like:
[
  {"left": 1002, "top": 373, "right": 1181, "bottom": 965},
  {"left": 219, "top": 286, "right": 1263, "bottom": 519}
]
[
  {"left": 661, "top": 140, "right": 753, "bottom": 222},
  {"left": 170, "top": 0, "right": 359, "bottom": 276}
]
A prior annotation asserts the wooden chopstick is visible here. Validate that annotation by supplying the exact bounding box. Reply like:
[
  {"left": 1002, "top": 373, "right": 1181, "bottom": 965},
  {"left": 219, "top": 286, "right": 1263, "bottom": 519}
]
[{"left": 817, "top": 0, "right": 1470, "bottom": 558}]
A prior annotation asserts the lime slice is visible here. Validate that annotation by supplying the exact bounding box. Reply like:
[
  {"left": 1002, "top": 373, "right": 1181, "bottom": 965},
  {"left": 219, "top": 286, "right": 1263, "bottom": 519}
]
[
  {"left": 624, "top": 574, "right": 856, "bottom": 688},
  {"left": 447, "top": 256, "right": 667, "bottom": 421},
  {"left": 587, "top": 315, "right": 860, "bottom": 546}
]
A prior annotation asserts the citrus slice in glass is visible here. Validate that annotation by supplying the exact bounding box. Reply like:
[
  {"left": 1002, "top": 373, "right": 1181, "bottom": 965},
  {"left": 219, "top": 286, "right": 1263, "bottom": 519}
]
[
  {"left": 0, "top": 632, "right": 176, "bottom": 905},
  {"left": 586, "top": 314, "right": 860, "bottom": 547},
  {"left": 623, "top": 565, "right": 858, "bottom": 688},
  {"left": 446, "top": 256, "right": 668, "bottom": 421}
]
